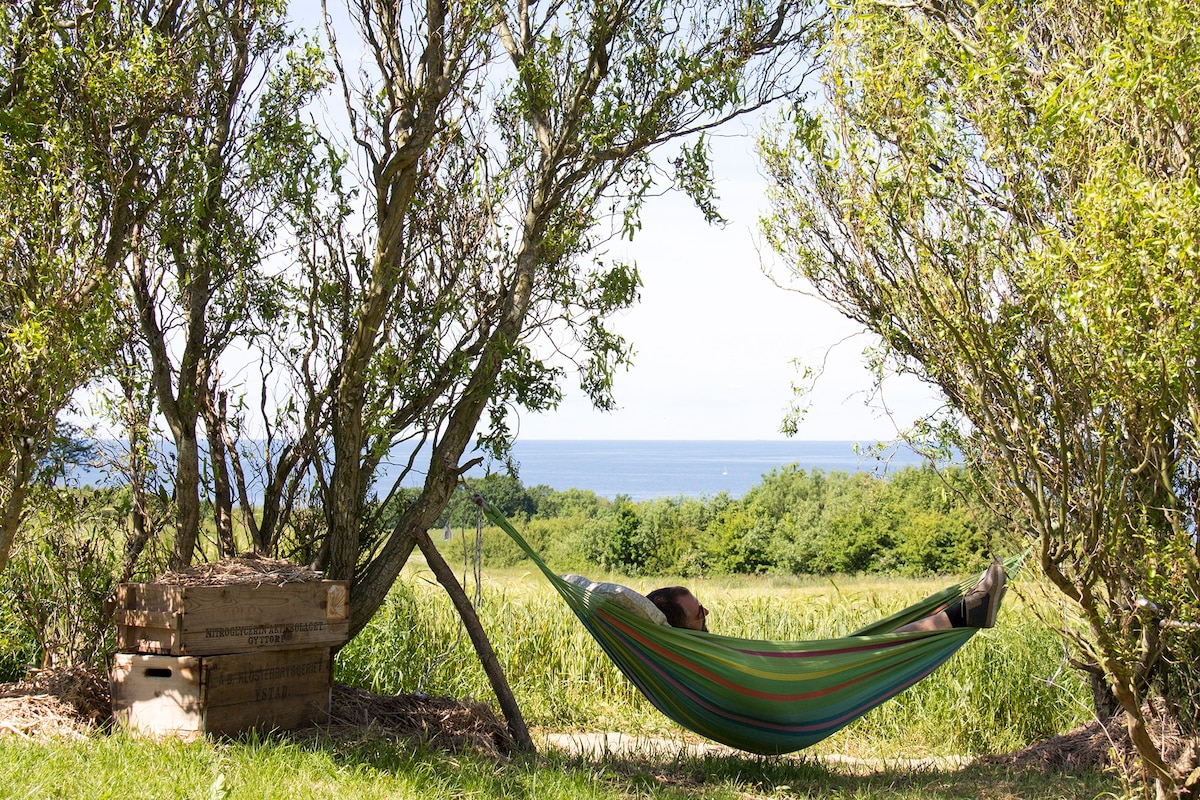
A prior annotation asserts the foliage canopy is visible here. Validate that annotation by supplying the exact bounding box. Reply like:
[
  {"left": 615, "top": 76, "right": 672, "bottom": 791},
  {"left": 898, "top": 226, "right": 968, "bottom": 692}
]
[{"left": 760, "top": 0, "right": 1200, "bottom": 794}]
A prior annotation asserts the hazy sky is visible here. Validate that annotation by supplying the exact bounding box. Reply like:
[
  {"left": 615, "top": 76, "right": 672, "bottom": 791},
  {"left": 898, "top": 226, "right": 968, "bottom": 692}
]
[{"left": 517, "top": 127, "right": 943, "bottom": 441}]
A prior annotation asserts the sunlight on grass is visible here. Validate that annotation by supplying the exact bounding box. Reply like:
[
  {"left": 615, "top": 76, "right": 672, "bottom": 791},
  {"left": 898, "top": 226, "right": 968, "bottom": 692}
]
[
  {"left": 0, "top": 560, "right": 1117, "bottom": 800},
  {"left": 0, "top": 727, "right": 1121, "bottom": 800}
]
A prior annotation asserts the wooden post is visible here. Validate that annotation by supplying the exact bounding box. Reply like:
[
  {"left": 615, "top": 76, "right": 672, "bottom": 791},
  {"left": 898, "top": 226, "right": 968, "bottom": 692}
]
[{"left": 414, "top": 530, "right": 535, "bottom": 753}]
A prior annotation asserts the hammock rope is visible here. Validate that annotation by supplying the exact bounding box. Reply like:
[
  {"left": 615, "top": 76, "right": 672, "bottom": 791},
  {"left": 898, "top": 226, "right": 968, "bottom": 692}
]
[{"left": 478, "top": 499, "right": 1025, "bottom": 755}]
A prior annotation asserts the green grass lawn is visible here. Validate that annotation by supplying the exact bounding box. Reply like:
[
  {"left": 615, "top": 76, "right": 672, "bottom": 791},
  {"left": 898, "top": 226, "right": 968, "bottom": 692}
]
[{"left": 0, "top": 729, "right": 1122, "bottom": 800}]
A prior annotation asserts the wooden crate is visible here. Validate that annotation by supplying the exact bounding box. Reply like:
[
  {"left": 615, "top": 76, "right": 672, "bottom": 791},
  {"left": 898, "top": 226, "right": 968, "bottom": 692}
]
[
  {"left": 111, "top": 647, "right": 332, "bottom": 739},
  {"left": 114, "top": 581, "right": 349, "bottom": 656}
]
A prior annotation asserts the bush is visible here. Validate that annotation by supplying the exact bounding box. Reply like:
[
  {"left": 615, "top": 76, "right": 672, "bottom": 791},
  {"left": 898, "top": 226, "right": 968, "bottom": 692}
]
[
  {"left": 461, "top": 466, "right": 1005, "bottom": 579},
  {"left": 1, "top": 489, "right": 124, "bottom": 672}
]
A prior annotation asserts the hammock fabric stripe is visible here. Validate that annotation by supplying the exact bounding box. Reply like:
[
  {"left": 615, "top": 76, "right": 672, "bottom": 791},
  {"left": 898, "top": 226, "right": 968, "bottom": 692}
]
[{"left": 482, "top": 502, "right": 1019, "bottom": 755}]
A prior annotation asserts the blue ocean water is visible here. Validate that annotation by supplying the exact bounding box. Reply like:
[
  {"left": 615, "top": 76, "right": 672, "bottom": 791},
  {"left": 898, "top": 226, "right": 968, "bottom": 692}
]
[
  {"left": 73, "top": 439, "right": 935, "bottom": 503},
  {"left": 452, "top": 439, "right": 930, "bottom": 501}
]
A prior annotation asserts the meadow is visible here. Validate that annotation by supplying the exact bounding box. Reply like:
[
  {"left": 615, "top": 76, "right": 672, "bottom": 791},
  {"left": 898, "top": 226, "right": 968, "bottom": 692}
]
[
  {"left": 339, "top": 557, "right": 1095, "bottom": 760},
  {"left": 0, "top": 555, "right": 1124, "bottom": 799}
]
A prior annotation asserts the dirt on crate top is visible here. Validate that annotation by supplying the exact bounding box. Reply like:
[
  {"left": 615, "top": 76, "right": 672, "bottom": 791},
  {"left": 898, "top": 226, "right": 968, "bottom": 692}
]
[{"left": 153, "top": 554, "right": 324, "bottom": 586}]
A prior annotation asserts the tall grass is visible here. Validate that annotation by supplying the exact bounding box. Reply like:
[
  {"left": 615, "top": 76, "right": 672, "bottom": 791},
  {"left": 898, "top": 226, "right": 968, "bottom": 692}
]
[{"left": 337, "top": 561, "right": 1094, "bottom": 758}]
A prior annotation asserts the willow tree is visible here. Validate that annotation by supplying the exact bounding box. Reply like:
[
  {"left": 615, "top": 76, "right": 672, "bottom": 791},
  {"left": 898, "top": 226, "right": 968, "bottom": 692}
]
[
  {"left": 760, "top": 0, "right": 1200, "bottom": 796},
  {"left": 0, "top": 2, "right": 181, "bottom": 572},
  {"left": 120, "top": 0, "right": 331, "bottom": 570},
  {"left": 195, "top": 0, "right": 821, "bottom": 747},
  {"left": 278, "top": 0, "right": 823, "bottom": 624}
]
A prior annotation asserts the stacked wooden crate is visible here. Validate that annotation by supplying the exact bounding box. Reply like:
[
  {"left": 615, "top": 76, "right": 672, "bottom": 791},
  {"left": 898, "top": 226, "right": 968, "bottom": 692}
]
[{"left": 110, "top": 578, "right": 349, "bottom": 739}]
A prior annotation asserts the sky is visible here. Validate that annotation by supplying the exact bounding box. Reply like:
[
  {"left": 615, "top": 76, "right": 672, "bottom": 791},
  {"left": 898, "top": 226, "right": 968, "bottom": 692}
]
[
  {"left": 515, "top": 126, "right": 943, "bottom": 441},
  {"left": 278, "top": 6, "right": 943, "bottom": 442}
]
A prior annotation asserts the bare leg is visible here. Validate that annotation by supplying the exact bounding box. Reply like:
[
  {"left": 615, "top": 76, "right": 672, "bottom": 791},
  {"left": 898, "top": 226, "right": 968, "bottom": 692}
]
[{"left": 895, "top": 611, "right": 954, "bottom": 633}]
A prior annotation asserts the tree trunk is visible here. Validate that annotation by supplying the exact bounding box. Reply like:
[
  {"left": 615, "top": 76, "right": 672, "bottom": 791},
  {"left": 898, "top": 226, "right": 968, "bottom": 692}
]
[
  {"left": 325, "top": 392, "right": 366, "bottom": 581},
  {"left": 120, "top": 431, "right": 156, "bottom": 584},
  {"left": 0, "top": 440, "right": 33, "bottom": 573},
  {"left": 169, "top": 429, "right": 203, "bottom": 569},
  {"left": 1102, "top": 663, "right": 1193, "bottom": 800},
  {"left": 201, "top": 389, "right": 236, "bottom": 558},
  {"left": 414, "top": 529, "right": 534, "bottom": 753}
]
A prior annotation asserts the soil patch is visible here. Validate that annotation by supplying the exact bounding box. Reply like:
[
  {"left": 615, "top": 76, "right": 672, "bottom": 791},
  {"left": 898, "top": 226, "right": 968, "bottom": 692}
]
[
  {"left": 314, "top": 684, "right": 513, "bottom": 755},
  {"left": 979, "top": 717, "right": 1126, "bottom": 773},
  {"left": 542, "top": 731, "right": 973, "bottom": 771}
]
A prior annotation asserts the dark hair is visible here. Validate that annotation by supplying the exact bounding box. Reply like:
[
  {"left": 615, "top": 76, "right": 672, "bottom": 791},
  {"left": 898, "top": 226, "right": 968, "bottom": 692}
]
[{"left": 647, "top": 586, "right": 691, "bottom": 628}]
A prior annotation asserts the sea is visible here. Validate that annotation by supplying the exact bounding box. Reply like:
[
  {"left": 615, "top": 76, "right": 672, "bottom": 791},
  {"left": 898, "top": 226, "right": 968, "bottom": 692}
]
[
  {"left": 72, "top": 440, "right": 936, "bottom": 503},
  {"left": 388, "top": 439, "right": 934, "bottom": 502}
]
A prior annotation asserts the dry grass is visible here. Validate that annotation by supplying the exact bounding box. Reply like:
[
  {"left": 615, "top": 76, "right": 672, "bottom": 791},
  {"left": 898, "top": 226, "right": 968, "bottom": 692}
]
[
  {"left": 318, "top": 684, "right": 514, "bottom": 755},
  {"left": 980, "top": 716, "right": 1127, "bottom": 773},
  {"left": 0, "top": 667, "right": 110, "bottom": 738},
  {"left": 154, "top": 554, "right": 324, "bottom": 586}
]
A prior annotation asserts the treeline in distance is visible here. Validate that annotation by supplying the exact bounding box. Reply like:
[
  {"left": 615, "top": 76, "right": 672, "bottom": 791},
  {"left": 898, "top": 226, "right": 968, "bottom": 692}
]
[{"left": 417, "top": 464, "right": 1006, "bottom": 578}]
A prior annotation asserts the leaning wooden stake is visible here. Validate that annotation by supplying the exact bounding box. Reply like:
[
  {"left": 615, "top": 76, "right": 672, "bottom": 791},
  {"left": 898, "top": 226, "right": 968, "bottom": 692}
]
[{"left": 414, "top": 529, "right": 535, "bottom": 753}]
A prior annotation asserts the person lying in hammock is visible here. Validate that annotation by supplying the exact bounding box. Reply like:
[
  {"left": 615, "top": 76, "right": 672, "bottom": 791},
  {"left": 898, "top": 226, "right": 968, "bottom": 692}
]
[{"left": 647, "top": 560, "right": 1006, "bottom": 634}]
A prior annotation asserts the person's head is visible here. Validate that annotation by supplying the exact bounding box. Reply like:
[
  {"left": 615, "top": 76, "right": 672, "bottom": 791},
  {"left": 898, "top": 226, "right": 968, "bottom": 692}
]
[{"left": 647, "top": 586, "right": 708, "bottom": 632}]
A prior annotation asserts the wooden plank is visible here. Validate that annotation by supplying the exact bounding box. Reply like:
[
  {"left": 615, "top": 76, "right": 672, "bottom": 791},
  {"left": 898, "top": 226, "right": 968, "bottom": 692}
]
[
  {"left": 116, "top": 625, "right": 182, "bottom": 655},
  {"left": 115, "top": 581, "right": 350, "bottom": 655},
  {"left": 202, "top": 647, "right": 332, "bottom": 709},
  {"left": 115, "top": 583, "right": 177, "bottom": 613},
  {"left": 203, "top": 691, "right": 330, "bottom": 737},
  {"left": 111, "top": 653, "right": 204, "bottom": 738},
  {"left": 113, "top": 609, "right": 181, "bottom": 630}
]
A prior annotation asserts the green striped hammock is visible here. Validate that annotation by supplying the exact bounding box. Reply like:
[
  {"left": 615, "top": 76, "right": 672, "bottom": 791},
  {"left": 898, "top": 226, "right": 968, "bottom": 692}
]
[{"left": 483, "top": 503, "right": 1021, "bottom": 755}]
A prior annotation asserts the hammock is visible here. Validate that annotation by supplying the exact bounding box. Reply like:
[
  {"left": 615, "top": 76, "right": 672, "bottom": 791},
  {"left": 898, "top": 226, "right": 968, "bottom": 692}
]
[{"left": 481, "top": 502, "right": 1022, "bottom": 755}]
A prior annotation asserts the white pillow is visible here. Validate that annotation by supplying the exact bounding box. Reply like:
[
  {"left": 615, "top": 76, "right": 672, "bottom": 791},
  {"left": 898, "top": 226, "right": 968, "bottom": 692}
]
[{"left": 560, "top": 575, "right": 668, "bottom": 626}]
